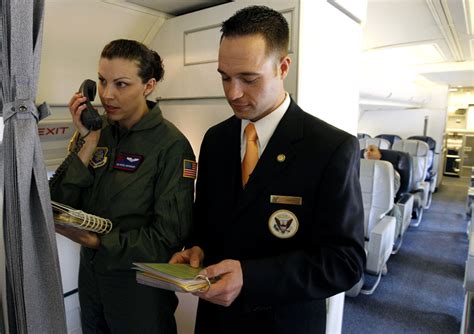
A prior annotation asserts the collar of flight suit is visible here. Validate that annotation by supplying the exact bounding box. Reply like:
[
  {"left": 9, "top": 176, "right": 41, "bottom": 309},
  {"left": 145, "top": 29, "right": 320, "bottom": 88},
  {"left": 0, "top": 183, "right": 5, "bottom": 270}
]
[{"left": 106, "top": 100, "right": 164, "bottom": 132}]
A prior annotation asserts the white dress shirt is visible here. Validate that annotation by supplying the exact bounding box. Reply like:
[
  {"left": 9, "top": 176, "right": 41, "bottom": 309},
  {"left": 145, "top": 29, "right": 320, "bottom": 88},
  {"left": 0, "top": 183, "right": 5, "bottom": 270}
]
[{"left": 240, "top": 93, "right": 291, "bottom": 161}]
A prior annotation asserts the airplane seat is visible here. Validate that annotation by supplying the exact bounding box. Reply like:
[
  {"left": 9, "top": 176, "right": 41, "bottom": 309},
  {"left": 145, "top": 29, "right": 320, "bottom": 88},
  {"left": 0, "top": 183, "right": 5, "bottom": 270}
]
[
  {"left": 392, "top": 139, "right": 430, "bottom": 227},
  {"left": 375, "top": 134, "right": 402, "bottom": 149},
  {"left": 359, "top": 137, "right": 391, "bottom": 150},
  {"left": 326, "top": 293, "right": 345, "bottom": 334},
  {"left": 347, "top": 159, "right": 396, "bottom": 297},
  {"left": 408, "top": 135, "right": 438, "bottom": 202},
  {"left": 378, "top": 149, "right": 414, "bottom": 253},
  {"left": 461, "top": 210, "right": 474, "bottom": 333},
  {"left": 357, "top": 133, "right": 371, "bottom": 139}
]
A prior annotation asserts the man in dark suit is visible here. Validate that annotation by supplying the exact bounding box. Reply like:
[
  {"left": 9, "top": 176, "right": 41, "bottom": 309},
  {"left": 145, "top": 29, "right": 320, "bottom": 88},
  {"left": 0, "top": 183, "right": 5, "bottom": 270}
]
[{"left": 170, "top": 5, "right": 365, "bottom": 334}]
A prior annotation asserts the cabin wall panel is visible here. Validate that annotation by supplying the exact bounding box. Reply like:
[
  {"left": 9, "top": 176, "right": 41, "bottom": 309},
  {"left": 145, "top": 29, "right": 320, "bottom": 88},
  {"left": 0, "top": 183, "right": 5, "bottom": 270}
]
[
  {"left": 297, "top": 0, "right": 365, "bottom": 135},
  {"left": 39, "top": 106, "right": 75, "bottom": 170},
  {"left": 358, "top": 107, "right": 447, "bottom": 152},
  {"left": 358, "top": 85, "right": 448, "bottom": 150},
  {"left": 38, "top": 1, "right": 166, "bottom": 104},
  {"left": 159, "top": 99, "right": 233, "bottom": 157},
  {"left": 183, "top": 25, "right": 221, "bottom": 66},
  {"left": 149, "top": 0, "right": 299, "bottom": 101},
  {"left": 56, "top": 234, "right": 81, "bottom": 334}
]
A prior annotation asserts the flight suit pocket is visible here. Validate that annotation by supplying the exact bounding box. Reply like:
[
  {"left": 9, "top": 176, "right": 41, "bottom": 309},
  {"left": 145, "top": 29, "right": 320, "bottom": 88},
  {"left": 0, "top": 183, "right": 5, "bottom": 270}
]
[
  {"left": 155, "top": 188, "right": 193, "bottom": 248},
  {"left": 174, "top": 188, "right": 193, "bottom": 242}
]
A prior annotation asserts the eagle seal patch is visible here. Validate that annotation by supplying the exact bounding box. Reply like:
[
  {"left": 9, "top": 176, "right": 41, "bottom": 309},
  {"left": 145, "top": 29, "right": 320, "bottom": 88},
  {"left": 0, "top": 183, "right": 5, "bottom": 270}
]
[{"left": 268, "top": 210, "right": 299, "bottom": 239}]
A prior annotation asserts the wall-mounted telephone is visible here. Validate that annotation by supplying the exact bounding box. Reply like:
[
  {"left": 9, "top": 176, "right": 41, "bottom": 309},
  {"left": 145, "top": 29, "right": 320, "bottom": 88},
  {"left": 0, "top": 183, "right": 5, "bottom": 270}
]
[{"left": 79, "top": 79, "right": 102, "bottom": 131}]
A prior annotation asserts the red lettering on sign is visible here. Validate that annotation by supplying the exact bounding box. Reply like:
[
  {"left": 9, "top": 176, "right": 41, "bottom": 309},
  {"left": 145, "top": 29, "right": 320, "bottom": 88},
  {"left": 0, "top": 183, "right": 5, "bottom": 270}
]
[{"left": 38, "top": 126, "right": 70, "bottom": 136}]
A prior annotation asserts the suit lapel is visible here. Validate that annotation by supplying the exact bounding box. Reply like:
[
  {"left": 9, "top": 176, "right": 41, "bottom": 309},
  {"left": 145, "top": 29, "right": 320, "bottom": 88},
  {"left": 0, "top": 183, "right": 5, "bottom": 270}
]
[
  {"left": 226, "top": 117, "right": 244, "bottom": 204},
  {"left": 235, "top": 100, "right": 304, "bottom": 215}
]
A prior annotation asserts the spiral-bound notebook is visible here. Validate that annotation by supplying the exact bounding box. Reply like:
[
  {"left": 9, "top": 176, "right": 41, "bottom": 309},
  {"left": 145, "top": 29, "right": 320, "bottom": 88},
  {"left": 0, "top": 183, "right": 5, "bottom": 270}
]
[
  {"left": 134, "top": 263, "right": 211, "bottom": 293},
  {"left": 52, "top": 201, "right": 113, "bottom": 234}
]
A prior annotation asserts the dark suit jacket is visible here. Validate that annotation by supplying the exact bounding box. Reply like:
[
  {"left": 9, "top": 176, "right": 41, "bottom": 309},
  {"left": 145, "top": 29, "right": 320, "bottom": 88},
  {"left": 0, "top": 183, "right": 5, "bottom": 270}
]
[{"left": 193, "top": 99, "right": 365, "bottom": 334}]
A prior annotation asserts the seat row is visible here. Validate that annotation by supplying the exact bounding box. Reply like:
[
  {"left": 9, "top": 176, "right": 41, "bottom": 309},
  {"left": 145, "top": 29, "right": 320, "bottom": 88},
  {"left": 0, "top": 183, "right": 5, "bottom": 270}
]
[
  {"left": 357, "top": 133, "right": 438, "bottom": 197},
  {"left": 359, "top": 134, "right": 438, "bottom": 214},
  {"left": 348, "top": 134, "right": 438, "bottom": 297},
  {"left": 462, "top": 200, "right": 474, "bottom": 332}
]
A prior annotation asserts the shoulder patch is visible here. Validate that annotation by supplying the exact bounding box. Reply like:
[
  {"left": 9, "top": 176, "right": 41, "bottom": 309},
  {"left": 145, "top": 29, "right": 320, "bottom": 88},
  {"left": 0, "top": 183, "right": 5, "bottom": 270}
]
[
  {"left": 183, "top": 159, "right": 197, "bottom": 179},
  {"left": 90, "top": 147, "right": 108, "bottom": 169}
]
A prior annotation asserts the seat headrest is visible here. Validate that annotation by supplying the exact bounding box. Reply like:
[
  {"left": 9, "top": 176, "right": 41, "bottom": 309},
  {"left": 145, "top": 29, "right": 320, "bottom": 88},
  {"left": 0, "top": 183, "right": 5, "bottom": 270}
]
[
  {"left": 359, "top": 138, "right": 391, "bottom": 150},
  {"left": 392, "top": 139, "right": 429, "bottom": 157},
  {"left": 359, "top": 159, "right": 394, "bottom": 237},
  {"left": 375, "top": 134, "right": 402, "bottom": 147},
  {"left": 379, "top": 149, "right": 413, "bottom": 197},
  {"left": 407, "top": 136, "right": 436, "bottom": 151},
  {"left": 357, "top": 133, "right": 371, "bottom": 139}
]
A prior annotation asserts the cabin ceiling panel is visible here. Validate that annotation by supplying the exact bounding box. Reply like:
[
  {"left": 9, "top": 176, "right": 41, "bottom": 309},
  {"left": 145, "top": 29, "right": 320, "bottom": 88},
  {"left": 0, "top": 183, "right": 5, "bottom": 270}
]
[
  {"left": 363, "top": 0, "right": 473, "bottom": 89},
  {"left": 447, "top": 0, "right": 471, "bottom": 34},
  {"left": 363, "top": 0, "right": 442, "bottom": 51},
  {"left": 125, "top": 0, "right": 231, "bottom": 15},
  {"left": 362, "top": 43, "right": 447, "bottom": 66},
  {"left": 419, "top": 69, "right": 474, "bottom": 87}
]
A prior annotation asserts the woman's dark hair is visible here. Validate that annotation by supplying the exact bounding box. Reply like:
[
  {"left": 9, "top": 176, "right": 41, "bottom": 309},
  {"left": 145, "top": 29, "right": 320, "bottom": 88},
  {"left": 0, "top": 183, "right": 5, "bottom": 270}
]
[
  {"left": 101, "top": 39, "right": 164, "bottom": 83},
  {"left": 221, "top": 6, "right": 289, "bottom": 58}
]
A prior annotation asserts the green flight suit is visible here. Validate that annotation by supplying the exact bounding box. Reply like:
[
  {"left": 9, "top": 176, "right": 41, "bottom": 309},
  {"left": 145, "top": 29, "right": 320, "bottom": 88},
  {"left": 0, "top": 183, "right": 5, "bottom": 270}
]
[{"left": 51, "top": 101, "right": 195, "bottom": 333}]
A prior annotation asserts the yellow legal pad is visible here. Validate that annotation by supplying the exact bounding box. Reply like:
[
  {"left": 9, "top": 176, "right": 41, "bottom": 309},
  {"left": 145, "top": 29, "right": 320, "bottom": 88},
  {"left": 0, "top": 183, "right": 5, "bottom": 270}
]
[{"left": 133, "top": 263, "right": 210, "bottom": 293}]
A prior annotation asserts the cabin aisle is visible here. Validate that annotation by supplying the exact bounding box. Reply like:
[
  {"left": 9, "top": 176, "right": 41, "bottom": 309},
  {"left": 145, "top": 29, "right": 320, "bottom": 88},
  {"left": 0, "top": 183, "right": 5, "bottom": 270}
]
[{"left": 343, "top": 176, "right": 469, "bottom": 333}]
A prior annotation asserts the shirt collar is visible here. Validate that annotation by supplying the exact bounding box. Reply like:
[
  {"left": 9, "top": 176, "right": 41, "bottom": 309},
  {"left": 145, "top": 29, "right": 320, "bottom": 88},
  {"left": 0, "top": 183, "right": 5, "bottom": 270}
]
[
  {"left": 241, "top": 92, "right": 290, "bottom": 157},
  {"left": 108, "top": 100, "right": 163, "bottom": 132}
]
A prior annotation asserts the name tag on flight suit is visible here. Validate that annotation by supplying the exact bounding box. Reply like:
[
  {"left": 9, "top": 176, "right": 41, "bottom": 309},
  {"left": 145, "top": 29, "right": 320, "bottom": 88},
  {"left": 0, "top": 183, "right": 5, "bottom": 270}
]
[{"left": 113, "top": 152, "right": 144, "bottom": 172}]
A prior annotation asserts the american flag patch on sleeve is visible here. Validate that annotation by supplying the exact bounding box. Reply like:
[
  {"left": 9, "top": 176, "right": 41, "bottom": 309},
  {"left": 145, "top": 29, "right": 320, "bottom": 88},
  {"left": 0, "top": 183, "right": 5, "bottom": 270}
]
[{"left": 183, "top": 159, "right": 197, "bottom": 179}]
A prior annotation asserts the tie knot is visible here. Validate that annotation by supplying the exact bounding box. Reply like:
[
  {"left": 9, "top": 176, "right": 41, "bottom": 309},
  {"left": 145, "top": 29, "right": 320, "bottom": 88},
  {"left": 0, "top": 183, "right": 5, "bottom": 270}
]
[{"left": 245, "top": 123, "right": 258, "bottom": 142}]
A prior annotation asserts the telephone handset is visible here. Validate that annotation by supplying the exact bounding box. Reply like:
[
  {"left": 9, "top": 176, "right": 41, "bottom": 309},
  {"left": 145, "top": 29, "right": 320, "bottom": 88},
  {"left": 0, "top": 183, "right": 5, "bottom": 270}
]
[
  {"left": 79, "top": 79, "right": 102, "bottom": 131},
  {"left": 49, "top": 80, "right": 102, "bottom": 190}
]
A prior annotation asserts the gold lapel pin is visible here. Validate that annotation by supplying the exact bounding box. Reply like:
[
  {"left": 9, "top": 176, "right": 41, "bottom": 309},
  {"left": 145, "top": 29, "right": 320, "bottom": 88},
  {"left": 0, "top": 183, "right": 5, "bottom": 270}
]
[{"left": 277, "top": 154, "right": 286, "bottom": 162}]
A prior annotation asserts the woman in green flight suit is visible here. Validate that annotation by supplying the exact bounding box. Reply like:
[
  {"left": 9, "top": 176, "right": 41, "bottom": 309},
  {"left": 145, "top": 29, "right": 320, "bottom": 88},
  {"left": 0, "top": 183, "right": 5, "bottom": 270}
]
[{"left": 51, "top": 39, "right": 195, "bottom": 333}]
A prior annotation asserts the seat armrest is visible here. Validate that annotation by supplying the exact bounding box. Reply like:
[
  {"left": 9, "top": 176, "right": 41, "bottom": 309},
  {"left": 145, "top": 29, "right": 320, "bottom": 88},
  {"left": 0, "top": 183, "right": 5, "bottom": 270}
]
[
  {"left": 429, "top": 173, "right": 438, "bottom": 192},
  {"left": 396, "top": 194, "right": 414, "bottom": 236},
  {"left": 420, "top": 181, "right": 430, "bottom": 208},
  {"left": 465, "top": 234, "right": 474, "bottom": 292},
  {"left": 366, "top": 215, "right": 396, "bottom": 275},
  {"left": 411, "top": 181, "right": 429, "bottom": 207}
]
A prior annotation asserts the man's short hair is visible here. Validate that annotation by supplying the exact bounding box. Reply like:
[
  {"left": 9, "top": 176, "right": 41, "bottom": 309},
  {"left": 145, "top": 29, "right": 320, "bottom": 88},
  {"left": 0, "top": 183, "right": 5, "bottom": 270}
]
[{"left": 221, "top": 5, "right": 289, "bottom": 58}]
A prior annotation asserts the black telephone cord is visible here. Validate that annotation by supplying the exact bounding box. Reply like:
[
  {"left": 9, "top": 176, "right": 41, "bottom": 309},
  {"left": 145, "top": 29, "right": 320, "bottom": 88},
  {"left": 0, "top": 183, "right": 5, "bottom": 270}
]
[{"left": 48, "top": 131, "right": 91, "bottom": 191}]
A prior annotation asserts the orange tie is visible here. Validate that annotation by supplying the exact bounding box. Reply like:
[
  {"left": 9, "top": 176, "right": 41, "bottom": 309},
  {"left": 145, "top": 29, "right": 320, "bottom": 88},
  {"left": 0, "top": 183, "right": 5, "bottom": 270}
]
[{"left": 242, "top": 123, "right": 259, "bottom": 187}]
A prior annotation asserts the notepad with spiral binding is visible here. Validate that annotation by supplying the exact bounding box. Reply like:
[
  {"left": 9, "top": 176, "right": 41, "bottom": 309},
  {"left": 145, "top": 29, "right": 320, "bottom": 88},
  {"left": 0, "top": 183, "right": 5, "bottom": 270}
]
[
  {"left": 134, "top": 263, "right": 211, "bottom": 293},
  {"left": 52, "top": 201, "right": 113, "bottom": 234}
]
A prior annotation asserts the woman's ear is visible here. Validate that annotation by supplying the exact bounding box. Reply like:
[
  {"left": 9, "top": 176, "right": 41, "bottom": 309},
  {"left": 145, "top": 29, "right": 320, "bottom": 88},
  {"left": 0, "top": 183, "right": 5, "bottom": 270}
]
[{"left": 143, "top": 78, "right": 157, "bottom": 97}]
